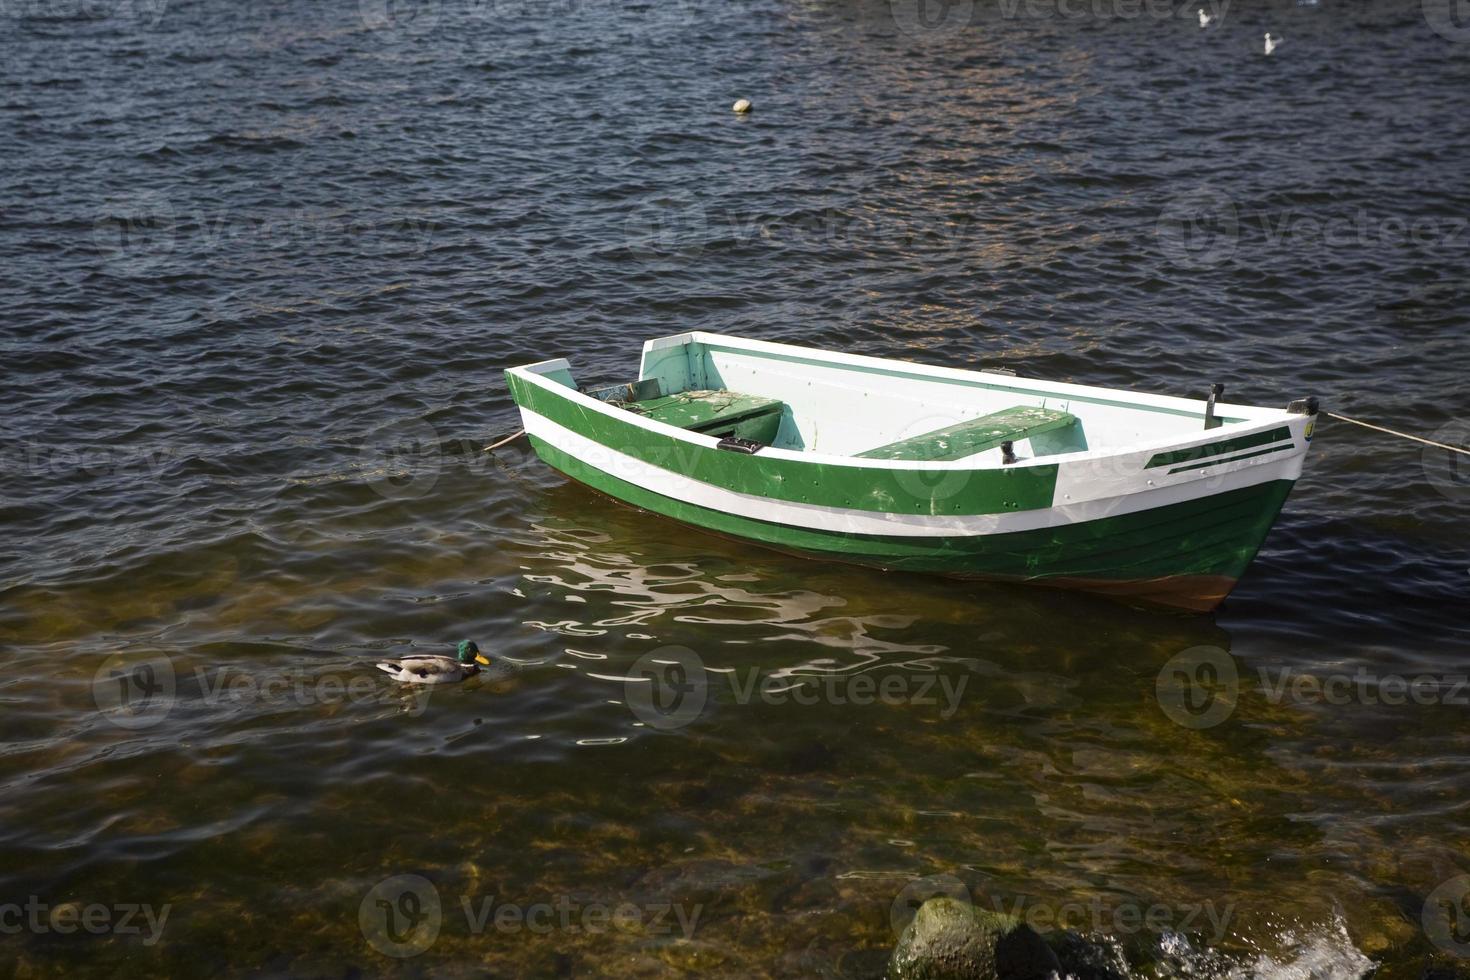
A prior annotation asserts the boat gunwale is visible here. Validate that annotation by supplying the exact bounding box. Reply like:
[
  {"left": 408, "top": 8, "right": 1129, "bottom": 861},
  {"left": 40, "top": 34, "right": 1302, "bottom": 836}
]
[
  {"left": 650, "top": 331, "right": 1288, "bottom": 421},
  {"left": 507, "top": 338, "right": 1309, "bottom": 474}
]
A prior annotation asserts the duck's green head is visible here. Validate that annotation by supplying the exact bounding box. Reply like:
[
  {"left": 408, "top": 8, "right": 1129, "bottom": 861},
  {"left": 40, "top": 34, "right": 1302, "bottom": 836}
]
[{"left": 457, "top": 640, "right": 489, "bottom": 666}]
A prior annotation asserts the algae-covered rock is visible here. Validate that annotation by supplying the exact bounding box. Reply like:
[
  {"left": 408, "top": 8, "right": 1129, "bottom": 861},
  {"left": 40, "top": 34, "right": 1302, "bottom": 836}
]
[
  {"left": 889, "top": 897, "right": 994, "bottom": 980},
  {"left": 889, "top": 897, "right": 1061, "bottom": 980}
]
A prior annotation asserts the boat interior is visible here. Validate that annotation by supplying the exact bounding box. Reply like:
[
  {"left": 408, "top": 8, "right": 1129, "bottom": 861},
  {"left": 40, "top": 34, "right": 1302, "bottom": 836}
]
[{"left": 532, "top": 333, "right": 1286, "bottom": 464}]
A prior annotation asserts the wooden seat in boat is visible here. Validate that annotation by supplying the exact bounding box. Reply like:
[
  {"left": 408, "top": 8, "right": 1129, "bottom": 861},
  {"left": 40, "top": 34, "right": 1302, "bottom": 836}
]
[
  {"left": 625, "top": 389, "right": 785, "bottom": 443},
  {"left": 856, "top": 406, "right": 1079, "bottom": 461}
]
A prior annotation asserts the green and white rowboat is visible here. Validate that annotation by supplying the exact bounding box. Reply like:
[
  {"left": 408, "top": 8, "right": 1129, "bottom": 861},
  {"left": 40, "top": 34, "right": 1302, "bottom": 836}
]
[{"left": 506, "top": 332, "right": 1319, "bottom": 611}]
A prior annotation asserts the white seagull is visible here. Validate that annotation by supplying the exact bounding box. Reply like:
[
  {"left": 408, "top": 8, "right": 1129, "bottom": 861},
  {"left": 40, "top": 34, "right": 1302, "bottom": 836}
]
[
  {"left": 1264, "top": 32, "right": 1282, "bottom": 54},
  {"left": 1198, "top": 8, "right": 1213, "bottom": 27}
]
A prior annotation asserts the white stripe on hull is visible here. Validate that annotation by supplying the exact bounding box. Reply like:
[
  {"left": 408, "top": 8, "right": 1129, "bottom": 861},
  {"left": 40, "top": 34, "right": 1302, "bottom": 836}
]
[{"left": 520, "top": 411, "right": 1304, "bottom": 539}]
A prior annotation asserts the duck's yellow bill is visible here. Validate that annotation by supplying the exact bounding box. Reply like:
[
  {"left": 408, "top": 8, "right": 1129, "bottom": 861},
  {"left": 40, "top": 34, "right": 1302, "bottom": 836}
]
[{"left": 474, "top": 654, "right": 491, "bottom": 665}]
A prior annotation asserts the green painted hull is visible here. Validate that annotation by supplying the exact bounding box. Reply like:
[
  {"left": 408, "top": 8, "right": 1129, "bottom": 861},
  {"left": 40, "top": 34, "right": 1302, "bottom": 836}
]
[
  {"left": 529, "top": 435, "right": 1295, "bottom": 611},
  {"left": 508, "top": 372, "right": 1060, "bottom": 516}
]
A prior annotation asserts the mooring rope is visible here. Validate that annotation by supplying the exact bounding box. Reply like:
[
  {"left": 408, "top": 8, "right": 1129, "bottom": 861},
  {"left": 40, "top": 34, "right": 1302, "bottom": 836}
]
[
  {"left": 483, "top": 429, "right": 527, "bottom": 452},
  {"left": 1327, "top": 412, "right": 1470, "bottom": 457}
]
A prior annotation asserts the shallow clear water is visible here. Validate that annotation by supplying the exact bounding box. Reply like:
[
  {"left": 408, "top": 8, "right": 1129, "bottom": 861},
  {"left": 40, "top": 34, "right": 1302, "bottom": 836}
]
[{"left": 3, "top": 0, "right": 1469, "bottom": 976}]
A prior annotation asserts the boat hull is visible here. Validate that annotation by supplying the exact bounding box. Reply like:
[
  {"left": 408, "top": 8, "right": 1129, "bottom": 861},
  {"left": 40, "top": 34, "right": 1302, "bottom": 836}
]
[{"left": 526, "top": 432, "right": 1295, "bottom": 612}]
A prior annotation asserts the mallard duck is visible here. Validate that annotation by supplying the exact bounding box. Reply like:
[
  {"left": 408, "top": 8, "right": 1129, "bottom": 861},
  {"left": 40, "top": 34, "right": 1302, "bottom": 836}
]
[{"left": 376, "top": 640, "right": 490, "bottom": 685}]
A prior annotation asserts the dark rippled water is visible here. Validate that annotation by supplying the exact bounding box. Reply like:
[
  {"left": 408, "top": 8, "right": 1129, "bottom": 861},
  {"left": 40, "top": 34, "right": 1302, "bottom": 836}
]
[{"left": 4, "top": 0, "right": 1469, "bottom": 975}]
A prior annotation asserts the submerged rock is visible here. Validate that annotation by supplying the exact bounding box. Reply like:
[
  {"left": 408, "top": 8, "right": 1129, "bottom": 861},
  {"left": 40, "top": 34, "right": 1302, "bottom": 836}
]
[
  {"left": 889, "top": 897, "right": 1061, "bottom": 980},
  {"left": 997, "top": 921, "right": 1064, "bottom": 980},
  {"left": 1046, "top": 930, "right": 1130, "bottom": 980}
]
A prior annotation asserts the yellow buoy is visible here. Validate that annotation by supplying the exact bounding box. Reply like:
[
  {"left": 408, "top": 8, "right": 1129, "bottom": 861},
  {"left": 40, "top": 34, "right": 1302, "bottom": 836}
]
[{"left": 732, "top": 98, "right": 752, "bottom": 114}]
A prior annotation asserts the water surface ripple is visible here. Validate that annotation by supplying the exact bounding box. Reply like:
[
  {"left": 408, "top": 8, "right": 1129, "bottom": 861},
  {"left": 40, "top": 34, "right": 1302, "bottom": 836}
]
[{"left": 2, "top": 0, "right": 1468, "bottom": 976}]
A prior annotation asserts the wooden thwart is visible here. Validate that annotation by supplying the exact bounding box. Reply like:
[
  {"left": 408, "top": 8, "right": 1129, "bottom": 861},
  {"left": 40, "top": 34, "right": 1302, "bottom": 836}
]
[
  {"left": 856, "top": 406, "right": 1079, "bottom": 461},
  {"left": 624, "top": 389, "right": 785, "bottom": 444}
]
